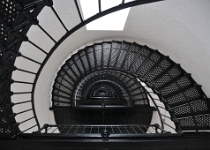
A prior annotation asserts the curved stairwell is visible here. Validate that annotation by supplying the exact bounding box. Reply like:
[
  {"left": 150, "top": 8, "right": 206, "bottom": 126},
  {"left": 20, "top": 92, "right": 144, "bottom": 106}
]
[
  {"left": 52, "top": 41, "right": 210, "bottom": 132},
  {"left": 0, "top": 0, "right": 210, "bottom": 142}
]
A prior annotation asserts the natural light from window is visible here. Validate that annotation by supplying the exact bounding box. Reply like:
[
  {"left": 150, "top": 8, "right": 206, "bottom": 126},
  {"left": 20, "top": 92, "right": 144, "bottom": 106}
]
[{"left": 80, "top": 0, "right": 134, "bottom": 31}]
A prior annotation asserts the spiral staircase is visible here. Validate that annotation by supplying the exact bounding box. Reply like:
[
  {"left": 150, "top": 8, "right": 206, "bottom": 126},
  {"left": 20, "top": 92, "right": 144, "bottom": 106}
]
[{"left": 1, "top": 0, "right": 210, "bottom": 149}]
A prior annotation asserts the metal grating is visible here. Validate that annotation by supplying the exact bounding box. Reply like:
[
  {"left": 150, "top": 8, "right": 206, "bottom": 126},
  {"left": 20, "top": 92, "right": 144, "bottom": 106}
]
[
  {"left": 166, "top": 86, "right": 203, "bottom": 106},
  {"left": 109, "top": 42, "right": 121, "bottom": 67},
  {"left": 178, "top": 116, "right": 195, "bottom": 128},
  {"left": 190, "top": 100, "right": 209, "bottom": 113},
  {"left": 159, "top": 76, "right": 192, "bottom": 98},
  {"left": 0, "top": 0, "right": 17, "bottom": 45},
  {"left": 172, "top": 104, "right": 191, "bottom": 116},
  {"left": 195, "top": 114, "right": 210, "bottom": 127},
  {"left": 152, "top": 66, "right": 182, "bottom": 89},
  {"left": 102, "top": 42, "right": 111, "bottom": 67}
]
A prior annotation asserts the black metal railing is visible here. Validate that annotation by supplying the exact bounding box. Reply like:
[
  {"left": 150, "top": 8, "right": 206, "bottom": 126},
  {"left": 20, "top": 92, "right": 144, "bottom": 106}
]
[{"left": 34, "top": 124, "right": 169, "bottom": 138}]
